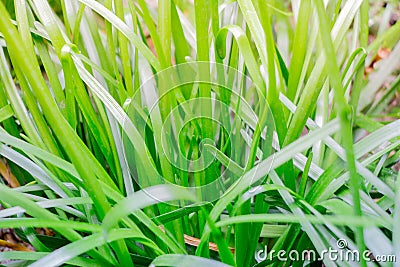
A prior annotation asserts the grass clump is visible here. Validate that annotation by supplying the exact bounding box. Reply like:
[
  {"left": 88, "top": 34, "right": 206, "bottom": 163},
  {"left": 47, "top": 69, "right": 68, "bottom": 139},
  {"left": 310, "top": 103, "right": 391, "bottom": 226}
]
[{"left": 0, "top": 0, "right": 399, "bottom": 266}]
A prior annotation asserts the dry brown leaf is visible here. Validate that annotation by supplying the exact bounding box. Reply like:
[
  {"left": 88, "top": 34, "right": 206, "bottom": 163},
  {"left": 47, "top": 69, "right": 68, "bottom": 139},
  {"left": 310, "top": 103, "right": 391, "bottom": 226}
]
[
  {"left": 0, "top": 158, "right": 20, "bottom": 188},
  {"left": 158, "top": 225, "right": 235, "bottom": 253},
  {"left": 0, "top": 239, "right": 33, "bottom": 252},
  {"left": 365, "top": 47, "right": 391, "bottom": 76}
]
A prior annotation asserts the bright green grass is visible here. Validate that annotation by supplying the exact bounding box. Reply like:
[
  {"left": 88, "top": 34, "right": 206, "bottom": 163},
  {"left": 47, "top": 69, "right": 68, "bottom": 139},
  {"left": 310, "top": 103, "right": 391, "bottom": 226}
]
[{"left": 0, "top": 0, "right": 399, "bottom": 266}]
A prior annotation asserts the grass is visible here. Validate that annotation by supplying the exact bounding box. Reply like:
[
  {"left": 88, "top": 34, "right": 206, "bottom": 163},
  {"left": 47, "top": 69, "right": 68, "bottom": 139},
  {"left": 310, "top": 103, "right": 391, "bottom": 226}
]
[{"left": 0, "top": 0, "right": 399, "bottom": 266}]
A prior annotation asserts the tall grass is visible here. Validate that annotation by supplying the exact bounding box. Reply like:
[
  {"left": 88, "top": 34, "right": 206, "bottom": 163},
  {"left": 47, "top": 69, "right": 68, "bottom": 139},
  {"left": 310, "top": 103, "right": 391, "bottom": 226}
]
[{"left": 0, "top": 0, "right": 399, "bottom": 266}]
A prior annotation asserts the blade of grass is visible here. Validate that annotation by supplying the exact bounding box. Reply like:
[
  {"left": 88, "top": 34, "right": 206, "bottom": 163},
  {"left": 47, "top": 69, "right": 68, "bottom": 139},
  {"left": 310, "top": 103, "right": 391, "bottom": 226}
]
[
  {"left": 196, "top": 119, "right": 340, "bottom": 256},
  {"left": 0, "top": 0, "right": 113, "bottom": 220},
  {"left": 29, "top": 229, "right": 161, "bottom": 267},
  {"left": 312, "top": 2, "right": 366, "bottom": 264},
  {"left": 150, "top": 254, "right": 233, "bottom": 267}
]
